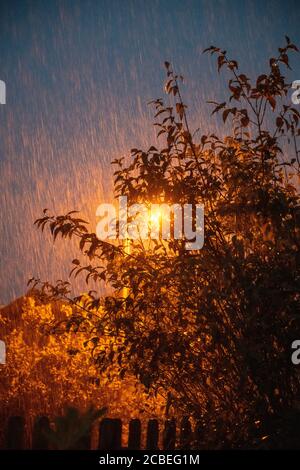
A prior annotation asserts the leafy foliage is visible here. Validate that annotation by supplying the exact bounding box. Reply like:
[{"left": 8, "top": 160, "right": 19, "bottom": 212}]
[
  {"left": 0, "top": 297, "right": 163, "bottom": 421},
  {"left": 34, "top": 38, "right": 300, "bottom": 448}
]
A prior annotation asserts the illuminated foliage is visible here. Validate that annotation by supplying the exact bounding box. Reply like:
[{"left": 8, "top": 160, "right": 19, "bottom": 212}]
[
  {"left": 34, "top": 38, "right": 300, "bottom": 447},
  {"left": 0, "top": 297, "right": 163, "bottom": 421}
]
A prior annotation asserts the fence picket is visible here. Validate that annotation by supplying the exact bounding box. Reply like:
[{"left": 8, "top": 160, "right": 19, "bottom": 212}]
[
  {"left": 32, "top": 416, "right": 50, "bottom": 449},
  {"left": 1, "top": 414, "right": 194, "bottom": 450},
  {"left": 99, "top": 418, "right": 122, "bottom": 450},
  {"left": 179, "top": 416, "right": 192, "bottom": 449},
  {"left": 146, "top": 419, "right": 159, "bottom": 450},
  {"left": 128, "top": 418, "right": 141, "bottom": 450},
  {"left": 5, "top": 416, "right": 25, "bottom": 449},
  {"left": 163, "top": 418, "right": 176, "bottom": 450}
]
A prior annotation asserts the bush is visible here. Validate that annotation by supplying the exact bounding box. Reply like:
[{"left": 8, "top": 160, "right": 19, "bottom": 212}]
[{"left": 34, "top": 38, "right": 300, "bottom": 447}]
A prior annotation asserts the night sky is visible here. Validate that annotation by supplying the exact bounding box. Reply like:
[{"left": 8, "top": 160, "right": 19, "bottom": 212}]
[{"left": 0, "top": 0, "right": 299, "bottom": 303}]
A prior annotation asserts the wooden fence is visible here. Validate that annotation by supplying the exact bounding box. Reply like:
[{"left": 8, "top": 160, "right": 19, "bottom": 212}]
[{"left": 1, "top": 415, "right": 202, "bottom": 450}]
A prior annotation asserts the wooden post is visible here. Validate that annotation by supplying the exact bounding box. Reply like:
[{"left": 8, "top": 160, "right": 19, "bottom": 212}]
[
  {"left": 146, "top": 419, "right": 159, "bottom": 450},
  {"left": 163, "top": 418, "right": 176, "bottom": 450},
  {"left": 99, "top": 418, "right": 122, "bottom": 450},
  {"left": 128, "top": 419, "right": 141, "bottom": 450},
  {"left": 5, "top": 416, "right": 25, "bottom": 449},
  {"left": 194, "top": 419, "right": 203, "bottom": 450},
  {"left": 179, "top": 416, "right": 192, "bottom": 449},
  {"left": 32, "top": 416, "right": 50, "bottom": 449}
]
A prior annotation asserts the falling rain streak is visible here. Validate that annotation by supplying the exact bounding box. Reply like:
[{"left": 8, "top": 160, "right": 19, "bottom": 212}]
[{"left": 0, "top": 0, "right": 299, "bottom": 303}]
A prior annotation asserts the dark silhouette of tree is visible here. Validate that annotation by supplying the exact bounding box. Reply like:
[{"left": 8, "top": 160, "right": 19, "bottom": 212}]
[{"left": 33, "top": 37, "right": 300, "bottom": 448}]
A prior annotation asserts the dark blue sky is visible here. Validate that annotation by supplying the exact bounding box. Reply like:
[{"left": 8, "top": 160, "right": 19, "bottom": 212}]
[{"left": 0, "top": 0, "right": 299, "bottom": 303}]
